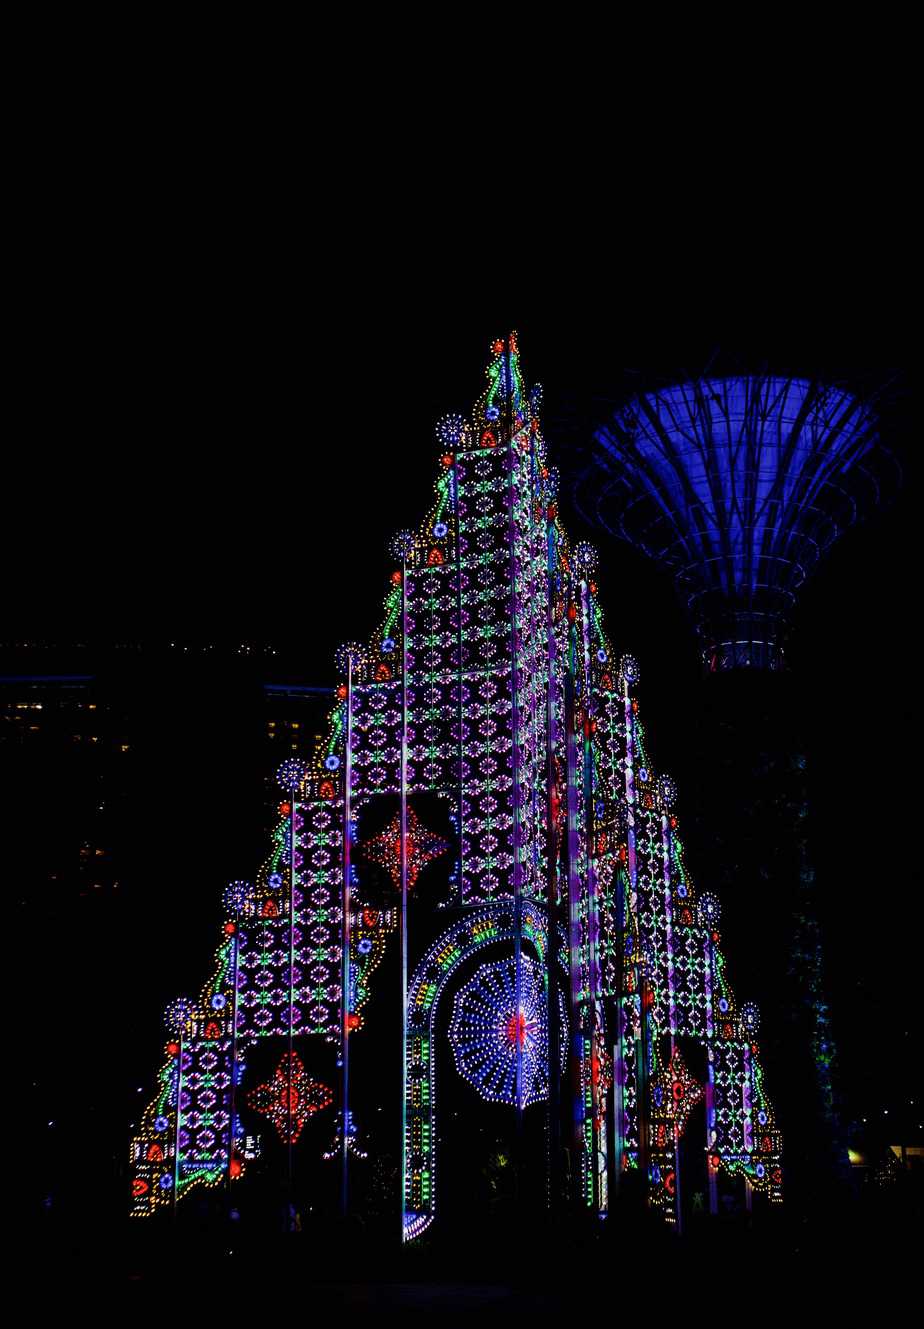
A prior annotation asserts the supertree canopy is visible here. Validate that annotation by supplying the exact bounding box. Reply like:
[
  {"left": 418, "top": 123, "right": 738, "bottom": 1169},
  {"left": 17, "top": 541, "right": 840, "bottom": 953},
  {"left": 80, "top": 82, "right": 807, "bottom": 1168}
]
[
  {"left": 572, "top": 375, "right": 895, "bottom": 669},
  {"left": 131, "top": 336, "right": 783, "bottom": 1238}
]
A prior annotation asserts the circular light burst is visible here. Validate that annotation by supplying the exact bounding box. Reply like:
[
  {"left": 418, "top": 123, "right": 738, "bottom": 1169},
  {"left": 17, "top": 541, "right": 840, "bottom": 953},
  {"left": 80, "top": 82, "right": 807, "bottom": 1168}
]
[
  {"left": 573, "top": 541, "right": 598, "bottom": 577},
  {"left": 334, "top": 641, "right": 364, "bottom": 674},
  {"left": 276, "top": 757, "right": 309, "bottom": 793},
  {"left": 389, "top": 530, "right": 415, "bottom": 560},
  {"left": 741, "top": 1001, "right": 760, "bottom": 1034},
  {"left": 657, "top": 774, "right": 678, "bottom": 810},
  {"left": 698, "top": 891, "right": 722, "bottom": 927},
  {"left": 449, "top": 955, "right": 563, "bottom": 1106},
  {"left": 163, "top": 997, "right": 194, "bottom": 1035},
  {"left": 435, "top": 414, "right": 465, "bottom": 448},
  {"left": 222, "top": 880, "right": 252, "bottom": 913},
  {"left": 620, "top": 653, "right": 641, "bottom": 686}
]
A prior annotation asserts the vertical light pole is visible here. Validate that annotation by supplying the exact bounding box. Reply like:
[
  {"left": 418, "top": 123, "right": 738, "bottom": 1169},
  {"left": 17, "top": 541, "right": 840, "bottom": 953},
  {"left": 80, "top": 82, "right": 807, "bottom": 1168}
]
[
  {"left": 661, "top": 809, "right": 682, "bottom": 1231},
  {"left": 341, "top": 651, "right": 354, "bottom": 1217},
  {"left": 228, "top": 899, "right": 241, "bottom": 1207},
  {"left": 623, "top": 666, "right": 649, "bottom": 1195},
  {"left": 399, "top": 540, "right": 410, "bottom": 1243},
  {"left": 504, "top": 344, "right": 524, "bottom": 1152},
  {"left": 704, "top": 927, "right": 719, "bottom": 1216},
  {"left": 288, "top": 785, "right": 297, "bottom": 1222},
  {"left": 173, "top": 1028, "right": 183, "bottom": 1220},
  {"left": 577, "top": 555, "right": 606, "bottom": 1215},
  {"left": 545, "top": 506, "right": 561, "bottom": 1212}
]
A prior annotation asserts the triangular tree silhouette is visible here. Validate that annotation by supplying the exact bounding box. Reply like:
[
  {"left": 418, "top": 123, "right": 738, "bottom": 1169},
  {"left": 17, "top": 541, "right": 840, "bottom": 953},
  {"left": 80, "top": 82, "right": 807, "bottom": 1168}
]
[{"left": 131, "top": 335, "right": 782, "bottom": 1235}]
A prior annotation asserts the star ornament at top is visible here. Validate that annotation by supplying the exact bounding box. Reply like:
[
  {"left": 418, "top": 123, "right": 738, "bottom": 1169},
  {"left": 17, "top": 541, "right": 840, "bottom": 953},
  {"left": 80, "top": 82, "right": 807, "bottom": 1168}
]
[{"left": 365, "top": 806, "right": 448, "bottom": 892}]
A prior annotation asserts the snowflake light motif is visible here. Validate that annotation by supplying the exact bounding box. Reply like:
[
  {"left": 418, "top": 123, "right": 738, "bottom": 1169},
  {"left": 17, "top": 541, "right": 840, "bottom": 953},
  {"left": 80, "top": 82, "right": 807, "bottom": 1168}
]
[
  {"left": 449, "top": 955, "right": 559, "bottom": 1105},
  {"left": 365, "top": 807, "right": 448, "bottom": 891},
  {"left": 246, "top": 1053, "right": 332, "bottom": 1144}
]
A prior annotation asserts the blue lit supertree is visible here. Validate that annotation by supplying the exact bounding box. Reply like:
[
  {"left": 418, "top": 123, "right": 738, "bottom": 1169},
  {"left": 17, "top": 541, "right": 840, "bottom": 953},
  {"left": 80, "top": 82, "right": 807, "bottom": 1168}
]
[{"left": 571, "top": 374, "right": 898, "bottom": 670}]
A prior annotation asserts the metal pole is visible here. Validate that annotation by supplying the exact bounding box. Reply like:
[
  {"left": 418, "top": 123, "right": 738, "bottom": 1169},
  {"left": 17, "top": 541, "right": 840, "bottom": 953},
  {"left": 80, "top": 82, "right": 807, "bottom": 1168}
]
[
  {"left": 400, "top": 552, "right": 409, "bottom": 1243},
  {"left": 612, "top": 840, "right": 626, "bottom": 1197},
  {"left": 661, "top": 811, "right": 682, "bottom": 1232},
  {"left": 288, "top": 791, "right": 296, "bottom": 1224},
  {"left": 228, "top": 909, "right": 240, "bottom": 1207},
  {"left": 341, "top": 654, "right": 353, "bottom": 1216},
  {"left": 704, "top": 930, "right": 719, "bottom": 1216},
  {"left": 173, "top": 1028, "right": 183, "bottom": 1220},
  {"left": 624, "top": 679, "right": 649, "bottom": 1199},
  {"left": 564, "top": 618, "right": 586, "bottom": 1205},
  {"left": 505, "top": 346, "right": 524, "bottom": 1155},
  {"left": 545, "top": 511, "right": 560, "bottom": 1213},
  {"left": 579, "top": 574, "right": 606, "bottom": 1215}
]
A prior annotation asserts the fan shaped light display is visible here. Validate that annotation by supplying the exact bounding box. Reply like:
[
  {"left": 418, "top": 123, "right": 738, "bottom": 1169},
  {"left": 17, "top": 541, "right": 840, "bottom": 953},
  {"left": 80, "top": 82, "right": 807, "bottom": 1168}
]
[{"left": 449, "top": 955, "right": 563, "bottom": 1106}]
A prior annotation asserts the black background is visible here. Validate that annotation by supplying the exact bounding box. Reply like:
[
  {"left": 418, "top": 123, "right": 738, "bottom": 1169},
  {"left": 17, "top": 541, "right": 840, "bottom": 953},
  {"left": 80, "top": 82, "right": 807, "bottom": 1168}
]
[{"left": 5, "top": 201, "right": 917, "bottom": 1253}]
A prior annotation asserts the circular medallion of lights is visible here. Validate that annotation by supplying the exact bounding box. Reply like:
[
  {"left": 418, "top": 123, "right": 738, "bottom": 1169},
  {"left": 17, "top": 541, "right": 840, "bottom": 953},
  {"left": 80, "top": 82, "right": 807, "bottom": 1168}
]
[
  {"left": 620, "top": 654, "right": 641, "bottom": 685},
  {"left": 448, "top": 954, "right": 565, "bottom": 1106},
  {"left": 277, "top": 757, "right": 310, "bottom": 793}
]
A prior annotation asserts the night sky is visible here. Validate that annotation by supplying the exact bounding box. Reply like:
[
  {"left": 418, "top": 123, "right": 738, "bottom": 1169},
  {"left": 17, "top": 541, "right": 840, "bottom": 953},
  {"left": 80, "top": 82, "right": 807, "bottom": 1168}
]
[{"left": 7, "top": 257, "right": 917, "bottom": 1230}]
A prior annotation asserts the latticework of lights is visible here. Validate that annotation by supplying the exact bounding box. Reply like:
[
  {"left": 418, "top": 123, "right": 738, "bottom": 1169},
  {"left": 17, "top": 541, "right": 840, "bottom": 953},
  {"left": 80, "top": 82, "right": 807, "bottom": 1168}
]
[{"left": 132, "top": 334, "right": 783, "bottom": 1232}]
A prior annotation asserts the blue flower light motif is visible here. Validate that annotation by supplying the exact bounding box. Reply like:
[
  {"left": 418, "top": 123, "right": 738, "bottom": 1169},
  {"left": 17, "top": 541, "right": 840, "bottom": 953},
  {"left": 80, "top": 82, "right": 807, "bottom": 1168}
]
[
  {"left": 277, "top": 757, "right": 309, "bottom": 793},
  {"left": 164, "top": 997, "right": 194, "bottom": 1035},
  {"left": 390, "top": 531, "right": 415, "bottom": 560},
  {"left": 620, "top": 654, "right": 641, "bottom": 685},
  {"left": 699, "top": 892, "right": 722, "bottom": 927},
  {"left": 223, "top": 880, "right": 252, "bottom": 914},
  {"left": 335, "top": 642, "right": 364, "bottom": 674},
  {"left": 741, "top": 1001, "right": 760, "bottom": 1034},
  {"left": 433, "top": 522, "right": 448, "bottom": 540},
  {"left": 325, "top": 754, "right": 341, "bottom": 771},
  {"left": 573, "top": 541, "right": 598, "bottom": 576},
  {"left": 658, "top": 774, "right": 679, "bottom": 809},
  {"left": 435, "top": 414, "right": 464, "bottom": 448}
]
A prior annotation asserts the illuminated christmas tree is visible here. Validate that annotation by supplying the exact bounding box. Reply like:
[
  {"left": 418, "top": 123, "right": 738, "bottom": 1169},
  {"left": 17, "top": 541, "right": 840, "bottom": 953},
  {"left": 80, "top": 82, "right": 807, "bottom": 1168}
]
[{"left": 131, "top": 335, "right": 782, "bottom": 1235}]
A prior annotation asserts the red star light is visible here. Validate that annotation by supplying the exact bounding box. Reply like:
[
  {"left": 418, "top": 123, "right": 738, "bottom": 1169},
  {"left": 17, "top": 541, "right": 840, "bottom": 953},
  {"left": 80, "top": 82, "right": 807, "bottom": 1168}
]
[
  {"left": 247, "top": 1053, "right": 332, "bottom": 1144},
  {"left": 365, "top": 807, "right": 448, "bottom": 892}
]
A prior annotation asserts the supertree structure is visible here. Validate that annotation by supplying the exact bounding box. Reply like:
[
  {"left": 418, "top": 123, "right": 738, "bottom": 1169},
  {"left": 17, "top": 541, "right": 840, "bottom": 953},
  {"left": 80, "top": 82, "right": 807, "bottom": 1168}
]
[
  {"left": 131, "top": 336, "right": 782, "bottom": 1236},
  {"left": 570, "top": 373, "right": 896, "bottom": 670}
]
